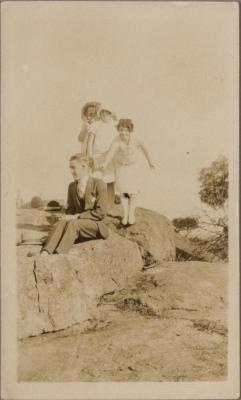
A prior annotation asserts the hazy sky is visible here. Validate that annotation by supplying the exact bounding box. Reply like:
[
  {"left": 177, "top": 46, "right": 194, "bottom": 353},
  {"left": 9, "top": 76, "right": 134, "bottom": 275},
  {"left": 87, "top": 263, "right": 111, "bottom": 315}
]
[{"left": 3, "top": 1, "right": 238, "bottom": 218}]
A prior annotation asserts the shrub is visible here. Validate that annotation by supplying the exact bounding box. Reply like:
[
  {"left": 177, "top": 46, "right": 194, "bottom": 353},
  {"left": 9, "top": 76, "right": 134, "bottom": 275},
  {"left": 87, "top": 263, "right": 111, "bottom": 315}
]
[
  {"left": 47, "top": 200, "right": 61, "bottom": 208},
  {"left": 30, "top": 196, "right": 44, "bottom": 209},
  {"left": 198, "top": 156, "right": 228, "bottom": 209},
  {"left": 172, "top": 217, "right": 198, "bottom": 233}
]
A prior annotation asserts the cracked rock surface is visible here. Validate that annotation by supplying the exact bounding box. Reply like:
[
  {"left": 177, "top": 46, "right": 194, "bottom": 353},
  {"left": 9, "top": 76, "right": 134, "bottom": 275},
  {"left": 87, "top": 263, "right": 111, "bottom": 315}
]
[{"left": 17, "top": 232, "right": 142, "bottom": 339}]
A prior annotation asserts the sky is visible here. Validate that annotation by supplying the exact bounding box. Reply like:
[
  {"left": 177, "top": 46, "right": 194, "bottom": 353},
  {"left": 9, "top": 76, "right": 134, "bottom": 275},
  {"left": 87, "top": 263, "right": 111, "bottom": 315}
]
[{"left": 3, "top": 1, "right": 238, "bottom": 219}]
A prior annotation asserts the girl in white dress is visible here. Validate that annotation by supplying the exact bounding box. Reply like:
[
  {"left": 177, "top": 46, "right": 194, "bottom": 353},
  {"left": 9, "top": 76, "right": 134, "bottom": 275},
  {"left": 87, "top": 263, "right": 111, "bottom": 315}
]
[
  {"left": 78, "top": 102, "right": 101, "bottom": 154},
  {"left": 87, "top": 109, "right": 117, "bottom": 208},
  {"left": 102, "top": 119, "right": 155, "bottom": 226}
]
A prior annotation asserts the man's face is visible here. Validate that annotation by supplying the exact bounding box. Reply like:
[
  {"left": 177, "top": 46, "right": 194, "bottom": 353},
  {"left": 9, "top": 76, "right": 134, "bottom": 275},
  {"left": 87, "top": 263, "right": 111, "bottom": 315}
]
[
  {"left": 70, "top": 160, "right": 89, "bottom": 180},
  {"left": 85, "top": 106, "right": 96, "bottom": 122}
]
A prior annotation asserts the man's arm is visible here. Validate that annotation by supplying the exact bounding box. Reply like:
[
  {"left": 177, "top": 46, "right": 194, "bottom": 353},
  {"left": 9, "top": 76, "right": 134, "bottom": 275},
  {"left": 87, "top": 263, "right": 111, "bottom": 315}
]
[{"left": 78, "top": 180, "right": 108, "bottom": 221}]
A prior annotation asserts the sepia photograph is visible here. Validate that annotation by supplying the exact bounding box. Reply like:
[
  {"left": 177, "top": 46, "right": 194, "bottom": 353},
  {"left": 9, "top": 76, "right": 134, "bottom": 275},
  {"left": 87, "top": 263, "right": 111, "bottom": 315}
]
[{"left": 1, "top": 1, "right": 239, "bottom": 399}]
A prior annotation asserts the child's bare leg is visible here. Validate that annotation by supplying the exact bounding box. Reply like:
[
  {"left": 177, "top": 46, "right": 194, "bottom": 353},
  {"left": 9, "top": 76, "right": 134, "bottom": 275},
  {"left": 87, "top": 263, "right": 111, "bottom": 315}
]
[
  {"left": 120, "top": 194, "right": 129, "bottom": 225},
  {"left": 128, "top": 194, "right": 138, "bottom": 225}
]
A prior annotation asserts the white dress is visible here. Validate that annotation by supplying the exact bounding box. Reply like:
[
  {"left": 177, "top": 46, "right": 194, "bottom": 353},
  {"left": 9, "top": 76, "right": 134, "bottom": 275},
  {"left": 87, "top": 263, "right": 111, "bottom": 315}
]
[
  {"left": 112, "top": 136, "right": 141, "bottom": 194},
  {"left": 91, "top": 121, "right": 117, "bottom": 183}
]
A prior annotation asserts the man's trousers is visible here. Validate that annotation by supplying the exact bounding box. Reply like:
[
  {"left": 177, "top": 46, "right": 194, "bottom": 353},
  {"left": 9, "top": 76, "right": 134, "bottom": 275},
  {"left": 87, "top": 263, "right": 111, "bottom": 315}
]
[{"left": 43, "top": 218, "right": 100, "bottom": 254}]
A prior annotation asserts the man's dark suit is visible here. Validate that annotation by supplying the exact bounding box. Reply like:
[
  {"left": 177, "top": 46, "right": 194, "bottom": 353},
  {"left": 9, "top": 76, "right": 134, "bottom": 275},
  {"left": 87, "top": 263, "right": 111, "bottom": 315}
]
[{"left": 43, "top": 177, "right": 109, "bottom": 254}]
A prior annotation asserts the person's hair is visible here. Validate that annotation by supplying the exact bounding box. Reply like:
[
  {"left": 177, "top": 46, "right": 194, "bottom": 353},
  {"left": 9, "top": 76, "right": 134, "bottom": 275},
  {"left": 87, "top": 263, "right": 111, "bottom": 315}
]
[
  {"left": 69, "top": 153, "right": 91, "bottom": 167},
  {"left": 81, "top": 101, "right": 101, "bottom": 119},
  {"left": 100, "top": 109, "right": 112, "bottom": 116},
  {"left": 100, "top": 109, "right": 118, "bottom": 121},
  {"left": 117, "top": 119, "right": 134, "bottom": 132}
]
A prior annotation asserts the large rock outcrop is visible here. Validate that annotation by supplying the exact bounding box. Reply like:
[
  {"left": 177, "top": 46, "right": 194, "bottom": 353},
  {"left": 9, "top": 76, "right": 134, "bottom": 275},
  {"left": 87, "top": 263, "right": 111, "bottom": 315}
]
[
  {"left": 17, "top": 206, "right": 176, "bottom": 339},
  {"left": 17, "top": 209, "right": 228, "bottom": 382},
  {"left": 18, "top": 233, "right": 142, "bottom": 339}
]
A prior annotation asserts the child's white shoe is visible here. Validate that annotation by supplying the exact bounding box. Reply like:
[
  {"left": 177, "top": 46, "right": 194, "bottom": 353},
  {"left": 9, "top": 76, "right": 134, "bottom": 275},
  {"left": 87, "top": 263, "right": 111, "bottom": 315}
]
[{"left": 122, "top": 217, "right": 128, "bottom": 226}]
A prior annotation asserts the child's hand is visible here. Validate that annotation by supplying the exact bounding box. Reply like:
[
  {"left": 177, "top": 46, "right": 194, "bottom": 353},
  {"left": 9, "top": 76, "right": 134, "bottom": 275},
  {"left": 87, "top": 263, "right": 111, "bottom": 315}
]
[{"left": 149, "top": 162, "right": 155, "bottom": 169}]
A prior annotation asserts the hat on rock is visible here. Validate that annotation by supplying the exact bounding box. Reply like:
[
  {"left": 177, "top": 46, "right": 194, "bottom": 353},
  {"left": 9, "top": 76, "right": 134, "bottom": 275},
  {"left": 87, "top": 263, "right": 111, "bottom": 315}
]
[{"left": 45, "top": 200, "right": 62, "bottom": 211}]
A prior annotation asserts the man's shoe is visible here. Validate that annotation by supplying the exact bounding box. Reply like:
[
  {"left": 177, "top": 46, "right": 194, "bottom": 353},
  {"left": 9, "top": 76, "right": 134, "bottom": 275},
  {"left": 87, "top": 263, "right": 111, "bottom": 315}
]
[{"left": 40, "top": 249, "right": 49, "bottom": 256}]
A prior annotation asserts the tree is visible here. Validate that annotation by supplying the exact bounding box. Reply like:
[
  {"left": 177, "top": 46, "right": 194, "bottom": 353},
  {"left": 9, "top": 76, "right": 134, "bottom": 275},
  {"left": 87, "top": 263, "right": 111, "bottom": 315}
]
[
  {"left": 197, "top": 156, "right": 228, "bottom": 261},
  {"left": 30, "top": 196, "right": 44, "bottom": 209},
  {"left": 198, "top": 156, "right": 228, "bottom": 209}
]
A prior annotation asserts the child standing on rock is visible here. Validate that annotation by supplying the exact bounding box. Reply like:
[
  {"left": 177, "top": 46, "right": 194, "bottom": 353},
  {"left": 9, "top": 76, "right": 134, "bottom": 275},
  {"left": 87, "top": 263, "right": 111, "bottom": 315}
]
[
  {"left": 87, "top": 109, "right": 117, "bottom": 208},
  {"left": 102, "top": 119, "right": 155, "bottom": 226}
]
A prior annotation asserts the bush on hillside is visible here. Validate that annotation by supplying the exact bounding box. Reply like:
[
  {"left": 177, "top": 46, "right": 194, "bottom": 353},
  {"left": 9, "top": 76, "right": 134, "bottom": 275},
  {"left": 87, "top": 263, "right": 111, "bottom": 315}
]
[{"left": 30, "top": 196, "right": 44, "bottom": 209}]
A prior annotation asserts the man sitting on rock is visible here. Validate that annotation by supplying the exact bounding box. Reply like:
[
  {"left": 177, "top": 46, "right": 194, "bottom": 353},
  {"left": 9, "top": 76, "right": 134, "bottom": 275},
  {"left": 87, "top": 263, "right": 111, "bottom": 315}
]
[{"left": 41, "top": 154, "right": 109, "bottom": 255}]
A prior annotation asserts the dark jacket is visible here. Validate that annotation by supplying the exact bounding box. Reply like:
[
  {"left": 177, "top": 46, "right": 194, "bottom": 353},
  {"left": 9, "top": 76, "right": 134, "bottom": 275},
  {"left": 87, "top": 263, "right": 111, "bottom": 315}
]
[{"left": 66, "top": 177, "right": 109, "bottom": 239}]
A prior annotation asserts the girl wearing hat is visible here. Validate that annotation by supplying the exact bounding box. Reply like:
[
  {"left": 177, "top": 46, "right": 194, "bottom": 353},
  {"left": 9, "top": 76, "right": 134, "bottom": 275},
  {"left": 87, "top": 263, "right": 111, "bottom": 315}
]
[
  {"left": 78, "top": 102, "right": 101, "bottom": 154},
  {"left": 101, "top": 119, "right": 155, "bottom": 226}
]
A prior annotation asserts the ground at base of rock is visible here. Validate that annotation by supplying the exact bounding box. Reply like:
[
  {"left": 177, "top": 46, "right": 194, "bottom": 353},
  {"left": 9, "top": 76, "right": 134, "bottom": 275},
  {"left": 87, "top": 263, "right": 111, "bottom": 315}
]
[{"left": 18, "top": 307, "right": 227, "bottom": 382}]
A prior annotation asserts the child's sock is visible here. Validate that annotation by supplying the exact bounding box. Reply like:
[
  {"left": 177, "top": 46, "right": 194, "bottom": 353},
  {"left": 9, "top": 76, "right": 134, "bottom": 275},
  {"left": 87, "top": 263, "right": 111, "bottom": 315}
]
[{"left": 120, "top": 195, "right": 129, "bottom": 225}]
